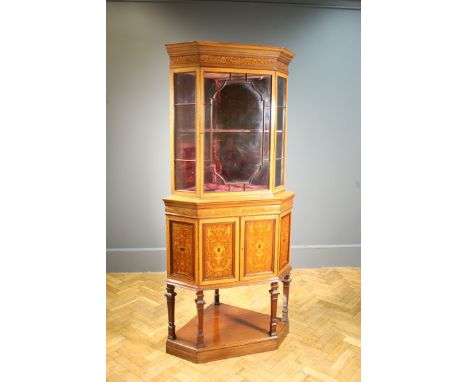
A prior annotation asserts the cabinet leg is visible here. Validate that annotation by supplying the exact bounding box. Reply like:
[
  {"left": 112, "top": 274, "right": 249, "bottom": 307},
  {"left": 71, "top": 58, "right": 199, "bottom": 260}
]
[
  {"left": 165, "top": 284, "right": 177, "bottom": 340},
  {"left": 282, "top": 273, "right": 292, "bottom": 323},
  {"left": 195, "top": 290, "right": 206, "bottom": 348},
  {"left": 269, "top": 282, "right": 280, "bottom": 337},
  {"left": 214, "top": 289, "right": 220, "bottom": 305}
]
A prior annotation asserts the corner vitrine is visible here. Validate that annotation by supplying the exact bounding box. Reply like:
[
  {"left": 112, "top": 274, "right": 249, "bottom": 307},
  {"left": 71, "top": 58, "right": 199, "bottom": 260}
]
[{"left": 163, "top": 41, "right": 295, "bottom": 363}]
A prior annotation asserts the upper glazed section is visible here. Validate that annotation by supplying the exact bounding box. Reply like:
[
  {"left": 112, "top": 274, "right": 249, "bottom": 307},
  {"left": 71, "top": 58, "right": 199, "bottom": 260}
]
[{"left": 166, "top": 41, "right": 295, "bottom": 74}]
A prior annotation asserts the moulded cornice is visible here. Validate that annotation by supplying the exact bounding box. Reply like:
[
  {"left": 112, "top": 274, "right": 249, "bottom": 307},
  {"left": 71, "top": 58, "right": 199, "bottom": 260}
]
[{"left": 165, "top": 41, "right": 295, "bottom": 73}]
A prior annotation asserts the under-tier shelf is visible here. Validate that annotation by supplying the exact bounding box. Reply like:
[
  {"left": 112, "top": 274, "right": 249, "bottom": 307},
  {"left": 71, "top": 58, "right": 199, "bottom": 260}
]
[{"left": 166, "top": 303, "right": 288, "bottom": 363}]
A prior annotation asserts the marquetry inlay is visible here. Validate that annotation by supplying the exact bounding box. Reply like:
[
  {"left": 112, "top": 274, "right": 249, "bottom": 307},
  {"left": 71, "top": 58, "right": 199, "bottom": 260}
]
[
  {"left": 202, "top": 222, "right": 235, "bottom": 280},
  {"left": 244, "top": 219, "right": 275, "bottom": 276},
  {"left": 170, "top": 221, "right": 195, "bottom": 280},
  {"left": 170, "top": 54, "right": 289, "bottom": 73},
  {"left": 279, "top": 213, "right": 291, "bottom": 271}
]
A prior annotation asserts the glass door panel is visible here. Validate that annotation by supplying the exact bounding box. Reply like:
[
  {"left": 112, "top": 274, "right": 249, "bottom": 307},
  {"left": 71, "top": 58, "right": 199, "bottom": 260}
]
[{"left": 204, "top": 72, "right": 271, "bottom": 192}]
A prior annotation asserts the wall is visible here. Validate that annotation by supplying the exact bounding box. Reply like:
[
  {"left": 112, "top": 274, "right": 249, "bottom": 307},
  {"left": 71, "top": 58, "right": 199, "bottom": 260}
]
[{"left": 106, "top": 1, "right": 360, "bottom": 271}]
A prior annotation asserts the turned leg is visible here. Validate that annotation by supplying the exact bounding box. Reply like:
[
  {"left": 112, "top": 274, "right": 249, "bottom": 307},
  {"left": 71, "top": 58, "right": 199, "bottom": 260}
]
[
  {"left": 195, "top": 290, "right": 206, "bottom": 348},
  {"left": 214, "top": 289, "right": 220, "bottom": 305},
  {"left": 269, "top": 282, "right": 280, "bottom": 337},
  {"left": 165, "top": 284, "right": 177, "bottom": 340},
  {"left": 282, "top": 273, "right": 292, "bottom": 323}
]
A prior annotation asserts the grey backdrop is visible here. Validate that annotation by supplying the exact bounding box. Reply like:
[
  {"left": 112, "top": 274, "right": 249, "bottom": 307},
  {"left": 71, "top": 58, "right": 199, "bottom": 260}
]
[{"left": 106, "top": 1, "right": 361, "bottom": 272}]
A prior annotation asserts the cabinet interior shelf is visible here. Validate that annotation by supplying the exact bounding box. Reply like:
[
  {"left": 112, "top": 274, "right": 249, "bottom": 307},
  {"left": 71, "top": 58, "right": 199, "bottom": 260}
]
[
  {"left": 202, "top": 158, "right": 270, "bottom": 162},
  {"left": 205, "top": 129, "right": 266, "bottom": 133},
  {"left": 176, "top": 129, "right": 269, "bottom": 133}
]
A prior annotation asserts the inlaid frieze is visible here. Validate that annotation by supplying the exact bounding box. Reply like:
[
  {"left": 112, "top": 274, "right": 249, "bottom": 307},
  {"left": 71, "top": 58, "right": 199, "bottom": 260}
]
[
  {"left": 166, "top": 41, "right": 294, "bottom": 74},
  {"left": 171, "top": 54, "right": 289, "bottom": 73}
]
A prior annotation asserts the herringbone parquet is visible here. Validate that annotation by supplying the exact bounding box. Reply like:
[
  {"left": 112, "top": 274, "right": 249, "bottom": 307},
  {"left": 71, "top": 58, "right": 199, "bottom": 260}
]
[{"left": 107, "top": 268, "right": 361, "bottom": 382}]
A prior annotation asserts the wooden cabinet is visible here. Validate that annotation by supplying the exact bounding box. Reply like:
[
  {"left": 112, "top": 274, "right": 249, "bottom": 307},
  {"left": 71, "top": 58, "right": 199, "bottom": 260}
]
[
  {"left": 163, "top": 41, "right": 295, "bottom": 363},
  {"left": 167, "top": 207, "right": 292, "bottom": 286}
]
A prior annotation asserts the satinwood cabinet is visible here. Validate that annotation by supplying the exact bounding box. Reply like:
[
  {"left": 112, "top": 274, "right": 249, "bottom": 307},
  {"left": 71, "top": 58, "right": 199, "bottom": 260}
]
[{"left": 163, "top": 41, "right": 295, "bottom": 363}]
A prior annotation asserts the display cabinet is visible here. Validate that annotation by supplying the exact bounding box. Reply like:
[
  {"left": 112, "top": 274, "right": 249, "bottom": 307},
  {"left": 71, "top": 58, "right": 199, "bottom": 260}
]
[{"left": 163, "top": 41, "right": 295, "bottom": 363}]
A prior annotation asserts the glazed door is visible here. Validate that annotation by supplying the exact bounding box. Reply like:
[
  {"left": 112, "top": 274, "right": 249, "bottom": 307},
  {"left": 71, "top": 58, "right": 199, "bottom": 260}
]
[
  {"left": 199, "top": 217, "right": 240, "bottom": 285},
  {"left": 240, "top": 215, "right": 278, "bottom": 280}
]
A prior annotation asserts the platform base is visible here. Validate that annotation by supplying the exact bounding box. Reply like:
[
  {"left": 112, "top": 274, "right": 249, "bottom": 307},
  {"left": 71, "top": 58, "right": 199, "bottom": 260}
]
[{"left": 166, "top": 303, "right": 288, "bottom": 363}]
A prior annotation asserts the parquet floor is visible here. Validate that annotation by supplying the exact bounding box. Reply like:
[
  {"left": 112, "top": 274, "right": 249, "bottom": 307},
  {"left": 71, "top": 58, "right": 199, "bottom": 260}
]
[{"left": 107, "top": 268, "right": 361, "bottom": 382}]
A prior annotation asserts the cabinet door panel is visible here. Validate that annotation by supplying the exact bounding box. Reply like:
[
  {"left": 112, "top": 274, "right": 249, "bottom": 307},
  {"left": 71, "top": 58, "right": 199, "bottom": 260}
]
[
  {"left": 279, "top": 211, "right": 292, "bottom": 272},
  {"left": 241, "top": 216, "right": 277, "bottom": 279},
  {"left": 200, "top": 218, "right": 239, "bottom": 285},
  {"left": 168, "top": 219, "right": 196, "bottom": 281}
]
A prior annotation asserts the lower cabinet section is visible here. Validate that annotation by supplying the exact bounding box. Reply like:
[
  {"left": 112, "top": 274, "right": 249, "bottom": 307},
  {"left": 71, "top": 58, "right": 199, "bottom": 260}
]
[{"left": 167, "top": 212, "right": 291, "bottom": 286}]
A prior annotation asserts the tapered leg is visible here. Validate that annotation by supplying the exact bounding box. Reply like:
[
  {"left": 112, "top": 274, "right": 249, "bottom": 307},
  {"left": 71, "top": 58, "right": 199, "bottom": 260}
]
[
  {"left": 195, "top": 290, "right": 206, "bottom": 348},
  {"left": 214, "top": 289, "right": 220, "bottom": 305},
  {"left": 165, "top": 284, "right": 177, "bottom": 340},
  {"left": 282, "top": 273, "right": 292, "bottom": 323},
  {"left": 269, "top": 282, "right": 280, "bottom": 337}
]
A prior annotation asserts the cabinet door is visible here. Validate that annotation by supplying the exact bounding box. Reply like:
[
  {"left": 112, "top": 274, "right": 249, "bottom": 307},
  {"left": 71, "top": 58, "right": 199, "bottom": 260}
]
[
  {"left": 167, "top": 216, "right": 198, "bottom": 284},
  {"left": 199, "top": 217, "right": 239, "bottom": 285},
  {"left": 278, "top": 209, "right": 292, "bottom": 273},
  {"left": 240, "top": 215, "right": 278, "bottom": 280}
]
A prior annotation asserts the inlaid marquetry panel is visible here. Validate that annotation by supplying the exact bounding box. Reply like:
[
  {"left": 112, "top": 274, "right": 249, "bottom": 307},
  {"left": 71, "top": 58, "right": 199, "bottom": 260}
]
[
  {"left": 202, "top": 222, "right": 235, "bottom": 280},
  {"left": 169, "top": 220, "right": 195, "bottom": 280},
  {"left": 243, "top": 219, "right": 276, "bottom": 276},
  {"left": 279, "top": 213, "right": 291, "bottom": 271}
]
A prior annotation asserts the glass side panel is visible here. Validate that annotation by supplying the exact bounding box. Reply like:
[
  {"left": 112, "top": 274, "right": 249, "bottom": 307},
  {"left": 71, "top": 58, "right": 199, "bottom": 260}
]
[
  {"left": 174, "top": 104, "right": 195, "bottom": 132},
  {"left": 277, "top": 107, "right": 284, "bottom": 132},
  {"left": 276, "top": 131, "right": 283, "bottom": 159},
  {"left": 204, "top": 72, "right": 271, "bottom": 192},
  {"left": 175, "top": 161, "right": 196, "bottom": 191},
  {"left": 174, "top": 72, "right": 196, "bottom": 104},
  {"left": 174, "top": 72, "right": 196, "bottom": 191},
  {"left": 277, "top": 76, "right": 285, "bottom": 107},
  {"left": 275, "top": 158, "right": 283, "bottom": 187},
  {"left": 175, "top": 132, "right": 195, "bottom": 160},
  {"left": 275, "top": 77, "right": 287, "bottom": 187}
]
